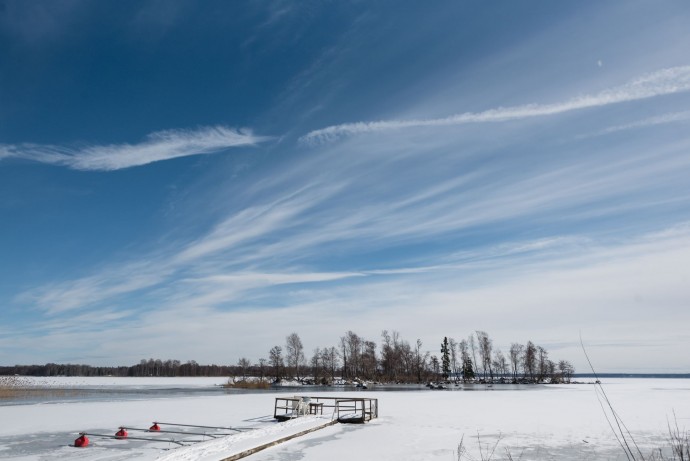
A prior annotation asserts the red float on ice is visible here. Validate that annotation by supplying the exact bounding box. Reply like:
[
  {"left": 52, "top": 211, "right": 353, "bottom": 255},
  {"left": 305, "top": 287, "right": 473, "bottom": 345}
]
[
  {"left": 115, "top": 428, "right": 128, "bottom": 438},
  {"left": 74, "top": 434, "right": 89, "bottom": 447},
  {"left": 149, "top": 423, "right": 161, "bottom": 431}
]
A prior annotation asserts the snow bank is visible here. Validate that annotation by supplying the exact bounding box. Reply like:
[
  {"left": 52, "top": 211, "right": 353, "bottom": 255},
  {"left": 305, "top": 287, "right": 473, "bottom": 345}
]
[{"left": 12, "top": 376, "right": 230, "bottom": 388}]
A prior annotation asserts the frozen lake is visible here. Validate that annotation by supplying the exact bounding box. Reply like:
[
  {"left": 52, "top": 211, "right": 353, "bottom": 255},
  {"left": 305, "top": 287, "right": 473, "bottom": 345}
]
[{"left": 1, "top": 377, "right": 688, "bottom": 460}]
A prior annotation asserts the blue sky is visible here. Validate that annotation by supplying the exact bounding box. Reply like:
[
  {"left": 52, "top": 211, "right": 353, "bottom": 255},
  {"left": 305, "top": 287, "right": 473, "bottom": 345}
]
[{"left": 1, "top": 1, "right": 690, "bottom": 372}]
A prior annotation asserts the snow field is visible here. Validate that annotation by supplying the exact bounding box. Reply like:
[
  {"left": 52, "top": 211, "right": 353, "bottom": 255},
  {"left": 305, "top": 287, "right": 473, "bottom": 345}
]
[{"left": 0, "top": 378, "right": 688, "bottom": 460}]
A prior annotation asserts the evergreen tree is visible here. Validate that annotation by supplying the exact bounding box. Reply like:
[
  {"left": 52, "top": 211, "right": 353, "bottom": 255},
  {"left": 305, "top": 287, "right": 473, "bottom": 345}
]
[
  {"left": 462, "top": 358, "right": 475, "bottom": 382},
  {"left": 441, "top": 337, "right": 451, "bottom": 380}
]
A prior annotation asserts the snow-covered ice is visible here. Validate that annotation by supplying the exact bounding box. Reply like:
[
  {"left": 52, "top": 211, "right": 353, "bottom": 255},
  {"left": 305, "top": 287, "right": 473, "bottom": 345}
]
[{"left": 1, "top": 378, "right": 689, "bottom": 460}]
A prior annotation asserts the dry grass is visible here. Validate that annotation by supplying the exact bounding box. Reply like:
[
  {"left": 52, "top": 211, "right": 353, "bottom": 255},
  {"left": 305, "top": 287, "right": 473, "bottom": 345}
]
[
  {"left": 222, "top": 378, "right": 271, "bottom": 389},
  {"left": 455, "top": 431, "right": 690, "bottom": 461},
  {"left": 667, "top": 414, "right": 690, "bottom": 461},
  {"left": 580, "top": 339, "right": 690, "bottom": 461},
  {"left": 0, "top": 376, "right": 87, "bottom": 400}
]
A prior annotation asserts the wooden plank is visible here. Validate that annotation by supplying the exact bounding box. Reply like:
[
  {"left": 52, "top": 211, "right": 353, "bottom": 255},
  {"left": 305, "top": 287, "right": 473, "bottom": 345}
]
[{"left": 218, "top": 419, "right": 338, "bottom": 461}]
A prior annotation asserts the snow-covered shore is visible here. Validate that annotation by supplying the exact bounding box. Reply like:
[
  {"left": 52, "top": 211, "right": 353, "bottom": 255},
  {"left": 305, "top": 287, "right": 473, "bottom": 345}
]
[
  {"left": 2, "top": 376, "right": 231, "bottom": 388},
  {"left": 1, "top": 378, "right": 688, "bottom": 460}
]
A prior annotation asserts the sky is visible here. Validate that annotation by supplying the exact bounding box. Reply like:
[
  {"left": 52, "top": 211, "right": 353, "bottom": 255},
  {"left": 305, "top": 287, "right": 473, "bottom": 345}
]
[{"left": 1, "top": 0, "right": 690, "bottom": 372}]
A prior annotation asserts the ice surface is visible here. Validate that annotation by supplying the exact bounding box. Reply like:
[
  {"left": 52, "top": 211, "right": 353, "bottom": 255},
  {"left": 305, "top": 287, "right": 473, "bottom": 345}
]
[{"left": 1, "top": 378, "right": 688, "bottom": 460}]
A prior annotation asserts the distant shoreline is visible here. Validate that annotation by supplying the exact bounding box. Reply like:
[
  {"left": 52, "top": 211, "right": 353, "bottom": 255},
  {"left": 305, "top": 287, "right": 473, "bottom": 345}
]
[{"left": 574, "top": 373, "right": 690, "bottom": 378}]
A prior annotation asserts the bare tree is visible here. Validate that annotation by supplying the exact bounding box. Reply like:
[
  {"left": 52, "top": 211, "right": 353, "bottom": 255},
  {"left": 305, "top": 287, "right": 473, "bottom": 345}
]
[
  {"left": 258, "top": 358, "right": 267, "bottom": 382},
  {"left": 237, "top": 357, "right": 251, "bottom": 380},
  {"left": 492, "top": 349, "right": 508, "bottom": 378},
  {"left": 558, "top": 360, "right": 575, "bottom": 383},
  {"left": 509, "top": 343, "right": 524, "bottom": 381},
  {"left": 459, "top": 339, "right": 470, "bottom": 368},
  {"left": 399, "top": 340, "right": 414, "bottom": 380},
  {"left": 476, "top": 330, "right": 493, "bottom": 379},
  {"left": 523, "top": 341, "right": 537, "bottom": 381},
  {"left": 361, "top": 340, "right": 377, "bottom": 380},
  {"left": 537, "top": 346, "right": 549, "bottom": 382},
  {"left": 386, "top": 331, "right": 408, "bottom": 381},
  {"left": 381, "top": 330, "right": 398, "bottom": 381},
  {"left": 311, "top": 347, "right": 322, "bottom": 384},
  {"left": 341, "top": 331, "right": 363, "bottom": 378},
  {"left": 147, "top": 358, "right": 155, "bottom": 376},
  {"left": 430, "top": 355, "right": 440, "bottom": 379},
  {"left": 546, "top": 359, "right": 556, "bottom": 382},
  {"left": 340, "top": 335, "right": 348, "bottom": 379},
  {"left": 269, "top": 345, "right": 284, "bottom": 380},
  {"left": 414, "top": 339, "right": 428, "bottom": 383},
  {"left": 285, "top": 332, "right": 305, "bottom": 380},
  {"left": 457, "top": 339, "right": 475, "bottom": 382},
  {"left": 320, "top": 346, "right": 339, "bottom": 383}
]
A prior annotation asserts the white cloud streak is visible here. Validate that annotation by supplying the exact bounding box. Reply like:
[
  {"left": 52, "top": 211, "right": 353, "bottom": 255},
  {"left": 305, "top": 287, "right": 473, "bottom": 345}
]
[
  {"left": 596, "top": 110, "right": 690, "bottom": 135},
  {"left": 172, "top": 181, "right": 346, "bottom": 264},
  {"left": 300, "top": 65, "right": 690, "bottom": 144},
  {"left": 18, "top": 182, "right": 348, "bottom": 314},
  {"left": 0, "top": 126, "right": 266, "bottom": 171},
  {"left": 189, "top": 271, "right": 363, "bottom": 286},
  {"left": 19, "top": 261, "right": 172, "bottom": 314}
]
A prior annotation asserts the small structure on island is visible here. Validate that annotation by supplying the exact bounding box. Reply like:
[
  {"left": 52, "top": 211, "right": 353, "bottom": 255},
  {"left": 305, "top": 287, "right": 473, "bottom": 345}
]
[{"left": 273, "top": 396, "right": 378, "bottom": 424}]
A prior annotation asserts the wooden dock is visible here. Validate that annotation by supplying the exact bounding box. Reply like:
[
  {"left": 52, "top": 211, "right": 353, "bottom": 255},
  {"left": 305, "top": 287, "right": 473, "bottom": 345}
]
[
  {"left": 152, "top": 397, "right": 380, "bottom": 461},
  {"left": 273, "top": 396, "right": 378, "bottom": 424},
  {"left": 218, "top": 418, "right": 338, "bottom": 461}
]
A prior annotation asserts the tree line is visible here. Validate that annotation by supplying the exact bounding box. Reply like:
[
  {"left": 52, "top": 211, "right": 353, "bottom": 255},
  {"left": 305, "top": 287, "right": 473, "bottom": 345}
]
[
  {"left": 258, "top": 330, "right": 574, "bottom": 384},
  {"left": 0, "top": 330, "right": 574, "bottom": 383},
  {"left": 0, "top": 359, "right": 233, "bottom": 378}
]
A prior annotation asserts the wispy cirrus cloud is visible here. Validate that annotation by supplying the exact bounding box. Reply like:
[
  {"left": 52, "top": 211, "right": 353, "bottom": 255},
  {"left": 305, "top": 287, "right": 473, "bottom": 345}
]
[
  {"left": 188, "top": 271, "right": 363, "bottom": 286},
  {"left": 300, "top": 65, "right": 690, "bottom": 144},
  {"left": 16, "top": 223, "right": 690, "bottom": 369},
  {"left": 18, "top": 261, "right": 172, "bottom": 314},
  {"left": 593, "top": 110, "right": 690, "bottom": 136},
  {"left": 17, "top": 123, "right": 690, "bottom": 315},
  {"left": 19, "top": 183, "right": 356, "bottom": 314},
  {"left": 0, "top": 126, "right": 266, "bottom": 171}
]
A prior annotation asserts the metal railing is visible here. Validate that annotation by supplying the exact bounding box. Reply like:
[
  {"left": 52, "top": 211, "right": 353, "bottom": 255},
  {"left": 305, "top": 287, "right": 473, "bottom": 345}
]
[{"left": 274, "top": 396, "right": 378, "bottom": 423}]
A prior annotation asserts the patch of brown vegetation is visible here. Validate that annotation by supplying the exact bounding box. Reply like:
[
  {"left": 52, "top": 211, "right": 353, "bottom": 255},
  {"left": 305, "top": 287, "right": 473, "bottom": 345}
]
[
  {"left": 222, "top": 379, "right": 271, "bottom": 389},
  {"left": 0, "top": 376, "right": 86, "bottom": 400}
]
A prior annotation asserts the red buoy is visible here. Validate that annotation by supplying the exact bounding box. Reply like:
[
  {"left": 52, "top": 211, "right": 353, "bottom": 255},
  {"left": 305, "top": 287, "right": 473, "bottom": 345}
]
[
  {"left": 149, "top": 423, "right": 161, "bottom": 431},
  {"left": 74, "top": 434, "right": 89, "bottom": 447},
  {"left": 115, "top": 428, "right": 128, "bottom": 438}
]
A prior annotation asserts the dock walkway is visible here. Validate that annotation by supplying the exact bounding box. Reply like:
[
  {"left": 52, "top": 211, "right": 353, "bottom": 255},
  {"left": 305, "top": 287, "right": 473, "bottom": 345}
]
[{"left": 156, "top": 416, "right": 336, "bottom": 461}]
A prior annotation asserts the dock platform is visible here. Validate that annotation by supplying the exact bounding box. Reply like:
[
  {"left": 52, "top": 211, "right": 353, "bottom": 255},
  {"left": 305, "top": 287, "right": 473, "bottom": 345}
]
[{"left": 273, "top": 396, "right": 378, "bottom": 423}]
